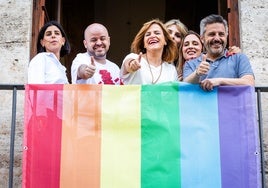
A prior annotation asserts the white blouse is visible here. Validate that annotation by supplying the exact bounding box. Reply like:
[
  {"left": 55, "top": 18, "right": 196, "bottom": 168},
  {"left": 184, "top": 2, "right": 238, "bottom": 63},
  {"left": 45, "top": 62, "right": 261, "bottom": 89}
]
[
  {"left": 28, "top": 52, "right": 68, "bottom": 84},
  {"left": 120, "top": 53, "right": 178, "bottom": 85}
]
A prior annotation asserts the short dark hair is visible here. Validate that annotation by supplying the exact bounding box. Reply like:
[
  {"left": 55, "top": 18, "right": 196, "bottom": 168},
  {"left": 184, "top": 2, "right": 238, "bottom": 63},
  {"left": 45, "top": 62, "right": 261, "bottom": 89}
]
[
  {"left": 200, "top": 14, "right": 228, "bottom": 36},
  {"left": 37, "top": 20, "right": 71, "bottom": 57}
]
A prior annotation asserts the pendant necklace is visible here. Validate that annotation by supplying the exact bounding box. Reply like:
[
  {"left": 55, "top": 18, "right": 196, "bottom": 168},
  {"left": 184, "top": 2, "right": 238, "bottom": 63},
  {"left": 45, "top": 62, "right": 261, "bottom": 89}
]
[{"left": 146, "top": 54, "right": 163, "bottom": 84}]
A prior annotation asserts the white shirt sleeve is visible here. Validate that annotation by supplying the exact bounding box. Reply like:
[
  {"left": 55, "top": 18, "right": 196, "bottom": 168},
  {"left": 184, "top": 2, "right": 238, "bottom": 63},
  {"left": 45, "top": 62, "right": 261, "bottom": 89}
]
[
  {"left": 28, "top": 54, "right": 46, "bottom": 84},
  {"left": 71, "top": 53, "right": 90, "bottom": 84},
  {"left": 28, "top": 53, "right": 68, "bottom": 84}
]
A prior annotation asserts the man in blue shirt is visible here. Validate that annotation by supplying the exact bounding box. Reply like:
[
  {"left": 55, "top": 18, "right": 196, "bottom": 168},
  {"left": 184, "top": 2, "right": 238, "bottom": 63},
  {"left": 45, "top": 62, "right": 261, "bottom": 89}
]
[{"left": 183, "top": 14, "right": 254, "bottom": 90}]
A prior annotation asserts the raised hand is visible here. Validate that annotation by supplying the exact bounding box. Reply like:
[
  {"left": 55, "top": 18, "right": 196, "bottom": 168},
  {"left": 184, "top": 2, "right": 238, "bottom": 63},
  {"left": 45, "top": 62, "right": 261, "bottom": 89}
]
[
  {"left": 196, "top": 54, "right": 210, "bottom": 76},
  {"left": 126, "top": 52, "right": 142, "bottom": 73},
  {"left": 78, "top": 56, "right": 96, "bottom": 79}
]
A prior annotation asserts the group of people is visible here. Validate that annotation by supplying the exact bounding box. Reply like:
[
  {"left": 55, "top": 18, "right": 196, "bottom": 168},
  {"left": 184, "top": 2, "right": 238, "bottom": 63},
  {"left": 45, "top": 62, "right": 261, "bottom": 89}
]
[{"left": 28, "top": 14, "right": 255, "bottom": 90}]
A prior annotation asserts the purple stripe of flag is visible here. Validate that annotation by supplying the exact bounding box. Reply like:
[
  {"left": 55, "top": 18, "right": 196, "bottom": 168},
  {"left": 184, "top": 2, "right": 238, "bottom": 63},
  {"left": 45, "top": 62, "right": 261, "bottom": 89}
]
[{"left": 218, "top": 86, "right": 260, "bottom": 188}]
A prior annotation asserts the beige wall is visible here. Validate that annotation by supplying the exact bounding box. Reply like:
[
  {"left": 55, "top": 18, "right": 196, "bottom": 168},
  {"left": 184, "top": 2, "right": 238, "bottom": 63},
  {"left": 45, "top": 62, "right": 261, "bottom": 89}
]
[
  {"left": 0, "top": 0, "right": 267, "bottom": 187},
  {"left": 0, "top": 0, "right": 32, "bottom": 187},
  {"left": 240, "top": 0, "right": 268, "bottom": 184},
  {"left": 0, "top": 0, "right": 31, "bottom": 84}
]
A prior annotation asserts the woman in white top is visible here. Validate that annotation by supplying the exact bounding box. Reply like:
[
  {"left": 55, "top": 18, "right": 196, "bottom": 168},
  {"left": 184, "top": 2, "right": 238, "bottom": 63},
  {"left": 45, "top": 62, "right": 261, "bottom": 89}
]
[
  {"left": 120, "top": 19, "right": 178, "bottom": 85},
  {"left": 28, "top": 20, "right": 71, "bottom": 84}
]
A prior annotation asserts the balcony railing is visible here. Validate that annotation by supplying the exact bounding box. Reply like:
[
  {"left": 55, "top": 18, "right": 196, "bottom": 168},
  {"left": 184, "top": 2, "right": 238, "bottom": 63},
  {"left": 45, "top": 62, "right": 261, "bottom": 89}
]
[{"left": 1, "top": 84, "right": 268, "bottom": 188}]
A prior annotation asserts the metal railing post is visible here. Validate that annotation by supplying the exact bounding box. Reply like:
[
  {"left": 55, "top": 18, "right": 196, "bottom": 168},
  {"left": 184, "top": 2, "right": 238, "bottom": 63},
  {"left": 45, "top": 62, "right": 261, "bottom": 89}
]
[
  {"left": 8, "top": 86, "right": 18, "bottom": 188},
  {"left": 0, "top": 85, "right": 24, "bottom": 188},
  {"left": 256, "top": 88, "right": 267, "bottom": 188}
]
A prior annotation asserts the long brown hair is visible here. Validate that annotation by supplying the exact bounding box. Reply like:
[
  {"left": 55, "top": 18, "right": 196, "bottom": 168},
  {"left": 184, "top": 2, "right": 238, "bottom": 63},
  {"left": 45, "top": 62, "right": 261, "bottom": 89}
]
[
  {"left": 131, "top": 19, "right": 178, "bottom": 63},
  {"left": 177, "top": 30, "right": 203, "bottom": 75}
]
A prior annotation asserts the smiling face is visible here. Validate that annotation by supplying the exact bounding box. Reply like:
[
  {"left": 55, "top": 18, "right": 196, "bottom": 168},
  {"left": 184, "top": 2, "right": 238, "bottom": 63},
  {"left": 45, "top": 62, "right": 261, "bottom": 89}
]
[
  {"left": 83, "top": 23, "right": 110, "bottom": 60},
  {"left": 182, "top": 33, "right": 203, "bottom": 61},
  {"left": 40, "top": 25, "right": 65, "bottom": 57},
  {"left": 202, "top": 23, "right": 227, "bottom": 58},
  {"left": 143, "top": 23, "right": 166, "bottom": 52}
]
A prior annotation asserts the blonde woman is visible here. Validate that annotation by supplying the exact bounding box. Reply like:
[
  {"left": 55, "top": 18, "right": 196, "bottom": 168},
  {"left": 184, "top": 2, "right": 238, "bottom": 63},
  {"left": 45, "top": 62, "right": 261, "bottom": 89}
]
[{"left": 165, "top": 19, "right": 188, "bottom": 48}]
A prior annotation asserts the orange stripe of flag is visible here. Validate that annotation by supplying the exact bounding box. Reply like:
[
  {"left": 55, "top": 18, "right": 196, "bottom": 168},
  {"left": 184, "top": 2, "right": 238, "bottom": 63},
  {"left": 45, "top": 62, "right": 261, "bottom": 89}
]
[{"left": 60, "top": 85, "right": 102, "bottom": 188}]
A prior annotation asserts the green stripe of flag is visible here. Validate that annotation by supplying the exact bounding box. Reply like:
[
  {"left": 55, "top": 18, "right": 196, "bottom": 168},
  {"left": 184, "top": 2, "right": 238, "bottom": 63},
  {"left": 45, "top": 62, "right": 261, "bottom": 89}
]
[{"left": 141, "top": 83, "right": 181, "bottom": 188}]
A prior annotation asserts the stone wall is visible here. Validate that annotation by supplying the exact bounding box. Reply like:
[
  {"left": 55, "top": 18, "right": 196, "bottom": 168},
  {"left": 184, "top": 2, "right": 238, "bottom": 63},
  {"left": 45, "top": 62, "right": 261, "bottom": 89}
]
[
  {"left": 0, "top": 0, "right": 31, "bottom": 84},
  {"left": 0, "top": 0, "right": 31, "bottom": 187},
  {"left": 240, "top": 0, "right": 268, "bottom": 184},
  {"left": 240, "top": 0, "right": 268, "bottom": 86},
  {"left": 0, "top": 0, "right": 268, "bottom": 187}
]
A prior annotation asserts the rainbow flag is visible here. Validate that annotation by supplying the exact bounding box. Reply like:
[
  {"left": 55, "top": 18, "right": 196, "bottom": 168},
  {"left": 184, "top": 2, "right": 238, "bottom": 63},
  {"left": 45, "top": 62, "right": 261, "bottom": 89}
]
[{"left": 22, "top": 82, "right": 261, "bottom": 188}]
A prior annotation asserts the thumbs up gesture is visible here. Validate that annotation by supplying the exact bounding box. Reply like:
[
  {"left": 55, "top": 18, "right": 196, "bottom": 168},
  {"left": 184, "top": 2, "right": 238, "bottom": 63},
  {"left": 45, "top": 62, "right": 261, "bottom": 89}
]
[
  {"left": 78, "top": 56, "right": 96, "bottom": 79},
  {"left": 195, "top": 54, "right": 210, "bottom": 76},
  {"left": 125, "top": 52, "right": 142, "bottom": 73}
]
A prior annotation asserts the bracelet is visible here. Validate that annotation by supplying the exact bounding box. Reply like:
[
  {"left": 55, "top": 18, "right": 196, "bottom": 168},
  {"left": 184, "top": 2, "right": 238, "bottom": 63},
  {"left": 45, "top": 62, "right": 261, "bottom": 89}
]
[{"left": 195, "top": 69, "right": 201, "bottom": 77}]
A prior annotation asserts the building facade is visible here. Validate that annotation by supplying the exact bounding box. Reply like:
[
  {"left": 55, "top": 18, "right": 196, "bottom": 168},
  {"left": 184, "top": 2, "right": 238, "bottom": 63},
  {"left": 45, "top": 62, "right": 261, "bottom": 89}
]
[{"left": 0, "top": 0, "right": 267, "bottom": 186}]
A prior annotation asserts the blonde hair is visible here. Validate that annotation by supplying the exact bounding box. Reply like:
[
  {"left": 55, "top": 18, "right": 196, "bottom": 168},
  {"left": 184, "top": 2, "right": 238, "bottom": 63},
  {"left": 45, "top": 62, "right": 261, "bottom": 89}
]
[
  {"left": 164, "top": 19, "right": 188, "bottom": 39},
  {"left": 131, "top": 19, "right": 178, "bottom": 63}
]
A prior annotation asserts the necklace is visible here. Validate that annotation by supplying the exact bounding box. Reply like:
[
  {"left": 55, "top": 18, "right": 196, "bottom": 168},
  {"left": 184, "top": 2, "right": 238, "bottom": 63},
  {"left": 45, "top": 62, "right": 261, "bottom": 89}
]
[{"left": 146, "top": 55, "right": 163, "bottom": 84}]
